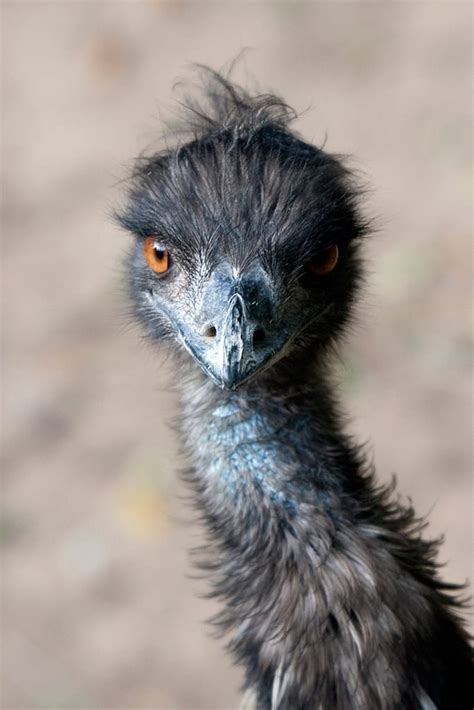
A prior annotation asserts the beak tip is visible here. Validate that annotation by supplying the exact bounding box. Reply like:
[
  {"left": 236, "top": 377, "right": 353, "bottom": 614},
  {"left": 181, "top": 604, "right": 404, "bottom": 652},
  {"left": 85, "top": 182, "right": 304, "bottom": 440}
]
[{"left": 219, "top": 374, "right": 240, "bottom": 391}]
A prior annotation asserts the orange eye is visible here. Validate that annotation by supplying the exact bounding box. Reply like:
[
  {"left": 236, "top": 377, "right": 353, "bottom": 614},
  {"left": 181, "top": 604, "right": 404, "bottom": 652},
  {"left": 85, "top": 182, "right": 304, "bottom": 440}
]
[
  {"left": 144, "top": 237, "right": 170, "bottom": 275},
  {"left": 308, "top": 244, "right": 339, "bottom": 276}
]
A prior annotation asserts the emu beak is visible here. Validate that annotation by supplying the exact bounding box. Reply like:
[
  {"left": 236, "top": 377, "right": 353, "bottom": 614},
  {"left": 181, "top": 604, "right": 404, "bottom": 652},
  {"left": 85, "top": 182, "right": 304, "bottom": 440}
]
[
  {"left": 179, "top": 267, "right": 288, "bottom": 390},
  {"left": 220, "top": 293, "right": 253, "bottom": 389}
]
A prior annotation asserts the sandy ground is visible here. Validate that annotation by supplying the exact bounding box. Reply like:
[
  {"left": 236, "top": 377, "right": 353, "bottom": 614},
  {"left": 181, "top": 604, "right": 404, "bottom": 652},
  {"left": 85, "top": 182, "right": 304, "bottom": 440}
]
[{"left": 1, "top": 2, "right": 472, "bottom": 709}]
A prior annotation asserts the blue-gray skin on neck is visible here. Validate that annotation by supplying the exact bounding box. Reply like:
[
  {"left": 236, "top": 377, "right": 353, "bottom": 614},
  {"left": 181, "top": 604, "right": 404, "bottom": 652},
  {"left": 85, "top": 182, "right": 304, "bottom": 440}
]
[
  {"left": 197, "top": 397, "right": 312, "bottom": 511},
  {"left": 180, "top": 366, "right": 344, "bottom": 521}
]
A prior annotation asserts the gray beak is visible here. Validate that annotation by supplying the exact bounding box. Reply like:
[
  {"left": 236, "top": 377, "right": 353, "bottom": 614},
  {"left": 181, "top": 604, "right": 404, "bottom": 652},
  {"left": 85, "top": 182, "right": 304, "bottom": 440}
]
[
  {"left": 178, "top": 265, "right": 288, "bottom": 390},
  {"left": 221, "top": 293, "right": 255, "bottom": 389}
]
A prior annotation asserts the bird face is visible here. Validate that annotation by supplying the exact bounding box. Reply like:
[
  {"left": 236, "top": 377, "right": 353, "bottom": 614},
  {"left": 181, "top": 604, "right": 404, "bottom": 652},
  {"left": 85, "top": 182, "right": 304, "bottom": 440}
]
[
  {"left": 122, "top": 126, "right": 365, "bottom": 390},
  {"left": 142, "top": 253, "right": 298, "bottom": 389}
]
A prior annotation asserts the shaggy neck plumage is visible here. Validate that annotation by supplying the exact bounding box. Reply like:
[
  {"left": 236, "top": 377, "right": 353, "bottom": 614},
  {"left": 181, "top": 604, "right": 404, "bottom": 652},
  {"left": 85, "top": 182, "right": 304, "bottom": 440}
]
[{"left": 176, "top": 351, "right": 470, "bottom": 710}]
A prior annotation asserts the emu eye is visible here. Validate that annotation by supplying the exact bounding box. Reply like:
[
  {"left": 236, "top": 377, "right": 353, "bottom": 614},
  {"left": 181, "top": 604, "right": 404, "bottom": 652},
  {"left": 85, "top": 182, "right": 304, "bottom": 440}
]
[
  {"left": 308, "top": 244, "right": 339, "bottom": 276},
  {"left": 144, "top": 237, "right": 170, "bottom": 275}
]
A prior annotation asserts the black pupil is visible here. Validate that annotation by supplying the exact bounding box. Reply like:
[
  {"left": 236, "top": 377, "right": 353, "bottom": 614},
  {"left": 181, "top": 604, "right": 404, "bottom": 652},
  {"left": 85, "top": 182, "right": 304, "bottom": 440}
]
[
  {"left": 318, "top": 249, "right": 330, "bottom": 263},
  {"left": 153, "top": 245, "right": 165, "bottom": 260}
]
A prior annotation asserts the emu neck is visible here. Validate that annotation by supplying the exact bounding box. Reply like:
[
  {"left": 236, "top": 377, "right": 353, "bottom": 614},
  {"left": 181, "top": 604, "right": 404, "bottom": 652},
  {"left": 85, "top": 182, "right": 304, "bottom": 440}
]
[
  {"left": 179, "top": 363, "right": 351, "bottom": 519},
  {"left": 177, "top": 365, "right": 461, "bottom": 710}
]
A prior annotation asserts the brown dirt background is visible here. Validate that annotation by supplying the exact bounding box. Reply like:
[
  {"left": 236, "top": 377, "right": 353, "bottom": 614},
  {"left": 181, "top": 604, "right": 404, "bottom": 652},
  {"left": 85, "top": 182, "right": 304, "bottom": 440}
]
[{"left": 1, "top": 2, "right": 472, "bottom": 709}]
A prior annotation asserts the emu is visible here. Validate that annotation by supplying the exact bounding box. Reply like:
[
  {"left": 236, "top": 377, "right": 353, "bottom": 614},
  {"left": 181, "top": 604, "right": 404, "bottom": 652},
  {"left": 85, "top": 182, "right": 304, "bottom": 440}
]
[{"left": 118, "top": 70, "right": 472, "bottom": 709}]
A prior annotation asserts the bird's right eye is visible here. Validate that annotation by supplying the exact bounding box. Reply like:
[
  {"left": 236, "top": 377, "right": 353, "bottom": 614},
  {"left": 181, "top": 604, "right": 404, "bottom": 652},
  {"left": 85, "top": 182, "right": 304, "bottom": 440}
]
[{"left": 144, "top": 237, "right": 171, "bottom": 275}]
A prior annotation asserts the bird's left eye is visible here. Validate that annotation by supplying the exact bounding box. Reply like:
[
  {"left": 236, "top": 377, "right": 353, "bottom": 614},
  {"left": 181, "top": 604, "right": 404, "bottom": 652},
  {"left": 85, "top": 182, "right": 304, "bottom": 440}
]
[
  {"left": 144, "top": 237, "right": 171, "bottom": 275},
  {"left": 308, "top": 244, "right": 339, "bottom": 276}
]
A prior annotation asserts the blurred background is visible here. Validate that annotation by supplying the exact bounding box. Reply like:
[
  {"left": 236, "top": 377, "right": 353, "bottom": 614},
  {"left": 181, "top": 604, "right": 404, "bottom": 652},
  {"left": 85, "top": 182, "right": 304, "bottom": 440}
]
[{"left": 2, "top": 2, "right": 472, "bottom": 708}]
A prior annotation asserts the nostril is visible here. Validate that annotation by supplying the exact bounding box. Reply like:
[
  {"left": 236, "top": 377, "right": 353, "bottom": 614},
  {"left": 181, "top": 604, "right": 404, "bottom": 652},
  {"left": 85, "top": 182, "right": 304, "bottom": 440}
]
[
  {"left": 252, "top": 328, "right": 266, "bottom": 347},
  {"left": 203, "top": 325, "right": 217, "bottom": 338}
]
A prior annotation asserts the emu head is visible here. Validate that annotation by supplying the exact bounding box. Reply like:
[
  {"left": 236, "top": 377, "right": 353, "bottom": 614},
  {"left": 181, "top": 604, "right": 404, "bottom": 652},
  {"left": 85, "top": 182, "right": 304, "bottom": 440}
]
[{"left": 118, "top": 72, "right": 366, "bottom": 389}]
